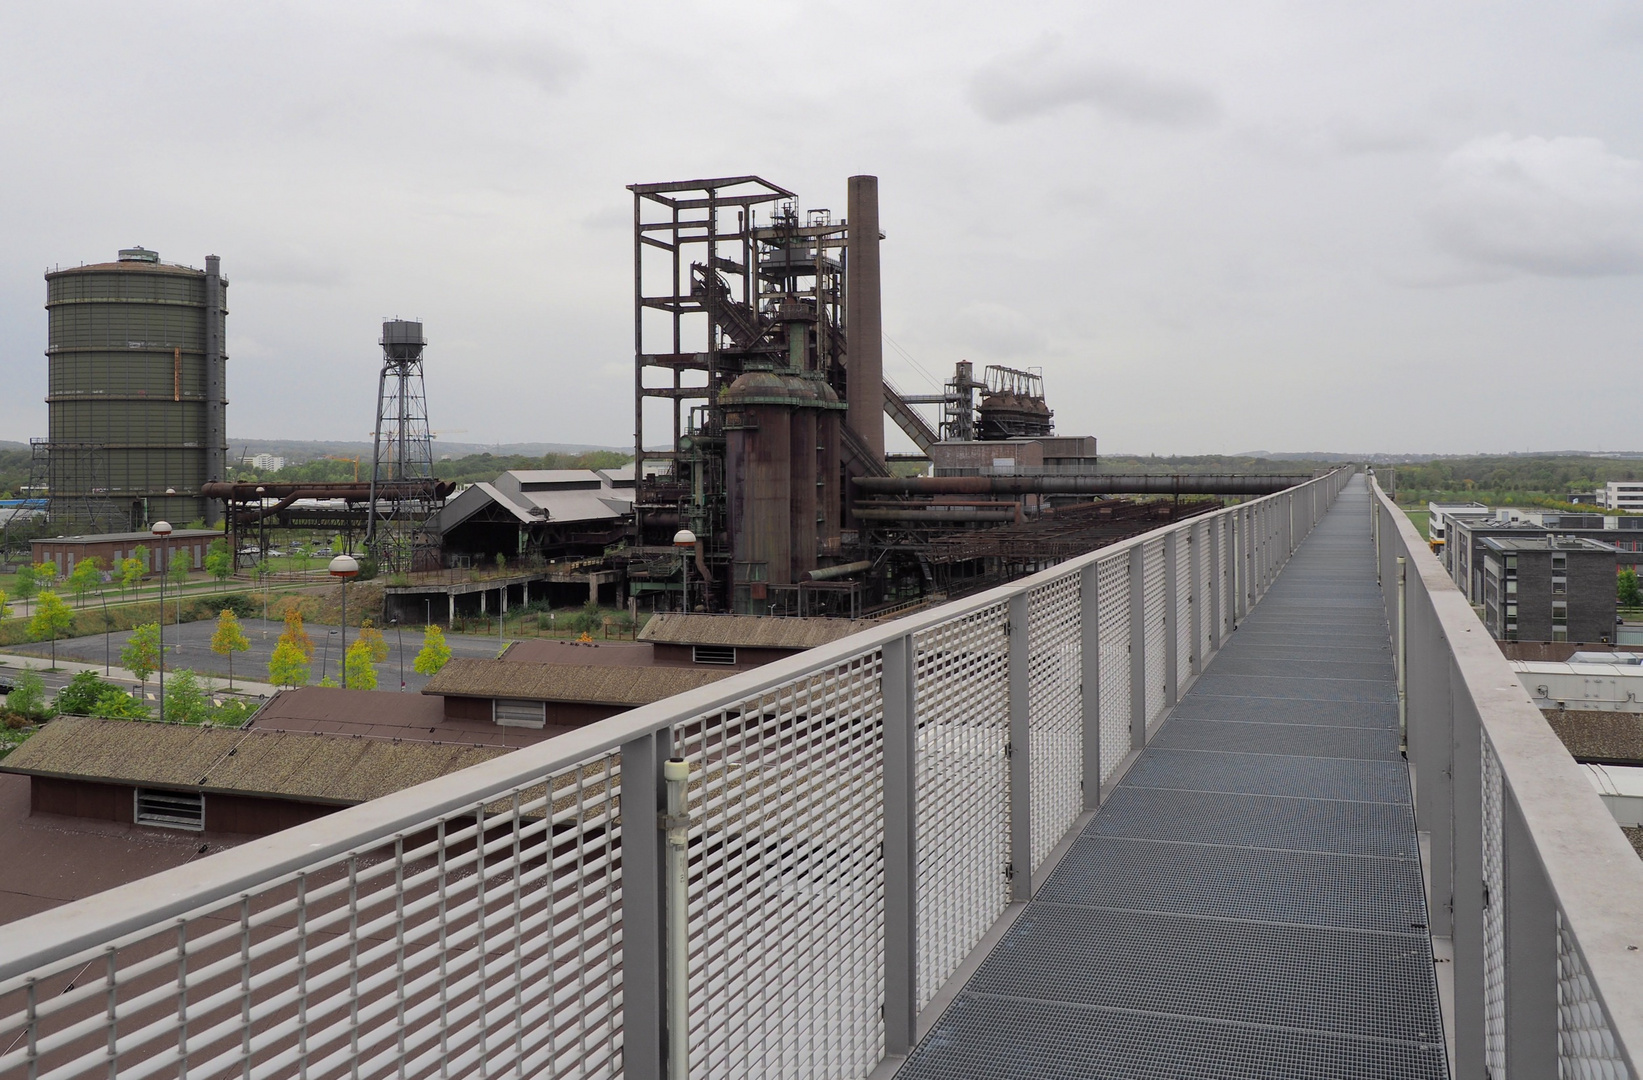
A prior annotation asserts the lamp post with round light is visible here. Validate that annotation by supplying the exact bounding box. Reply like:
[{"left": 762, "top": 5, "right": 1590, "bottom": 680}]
[
  {"left": 329, "top": 554, "right": 360, "bottom": 680},
  {"left": 151, "top": 520, "right": 172, "bottom": 718},
  {"left": 673, "top": 529, "right": 696, "bottom": 613}
]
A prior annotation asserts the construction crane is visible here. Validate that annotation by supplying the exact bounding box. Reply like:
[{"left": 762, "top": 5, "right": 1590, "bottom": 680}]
[{"left": 324, "top": 455, "right": 361, "bottom": 481}]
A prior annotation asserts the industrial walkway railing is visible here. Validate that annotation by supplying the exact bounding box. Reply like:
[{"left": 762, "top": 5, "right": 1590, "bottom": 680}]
[
  {"left": 0, "top": 470, "right": 1348, "bottom": 1080},
  {"left": 1373, "top": 476, "right": 1643, "bottom": 1079}
]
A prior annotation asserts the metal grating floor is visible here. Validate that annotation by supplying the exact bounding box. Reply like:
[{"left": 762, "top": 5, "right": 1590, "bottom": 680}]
[{"left": 898, "top": 478, "right": 1449, "bottom": 1080}]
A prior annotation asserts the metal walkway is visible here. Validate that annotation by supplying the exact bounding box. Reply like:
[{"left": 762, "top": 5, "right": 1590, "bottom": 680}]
[{"left": 898, "top": 478, "right": 1449, "bottom": 1080}]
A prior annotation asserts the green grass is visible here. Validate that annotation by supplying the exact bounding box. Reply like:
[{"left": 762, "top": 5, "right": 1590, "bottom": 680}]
[{"left": 1402, "top": 509, "right": 1431, "bottom": 541}]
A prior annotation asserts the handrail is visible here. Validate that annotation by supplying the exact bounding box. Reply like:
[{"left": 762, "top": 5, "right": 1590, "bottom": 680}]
[
  {"left": 0, "top": 469, "right": 1349, "bottom": 1079},
  {"left": 1371, "top": 476, "right": 1643, "bottom": 1077}
]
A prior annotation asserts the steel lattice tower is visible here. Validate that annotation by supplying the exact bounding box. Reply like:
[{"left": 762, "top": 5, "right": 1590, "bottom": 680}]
[{"left": 367, "top": 320, "right": 440, "bottom": 572}]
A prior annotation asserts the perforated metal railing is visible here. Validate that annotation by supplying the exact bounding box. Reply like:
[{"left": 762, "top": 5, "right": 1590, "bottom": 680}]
[
  {"left": 1372, "top": 477, "right": 1643, "bottom": 1079},
  {"left": 0, "top": 471, "right": 1347, "bottom": 1080}
]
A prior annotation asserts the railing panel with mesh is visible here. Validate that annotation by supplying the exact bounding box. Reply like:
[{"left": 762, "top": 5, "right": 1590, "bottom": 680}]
[
  {"left": 0, "top": 471, "right": 1350, "bottom": 1080},
  {"left": 1372, "top": 476, "right": 1643, "bottom": 1080}
]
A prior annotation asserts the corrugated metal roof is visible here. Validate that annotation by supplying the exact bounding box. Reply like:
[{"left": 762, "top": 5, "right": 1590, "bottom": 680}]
[
  {"left": 421, "top": 657, "right": 731, "bottom": 705},
  {"left": 637, "top": 612, "right": 873, "bottom": 649},
  {"left": 0, "top": 715, "right": 510, "bottom": 805}
]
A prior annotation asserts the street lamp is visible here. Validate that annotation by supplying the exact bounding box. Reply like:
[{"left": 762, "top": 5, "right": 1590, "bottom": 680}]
[
  {"left": 256, "top": 486, "right": 268, "bottom": 635},
  {"left": 391, "top": 617, "right": 405, "bottom": 690},
  {"left": 673, "top": 529, "right": 696, "bottom": 613},
  {"left": 152, "top": 520, "right": 172, "bottom": 718},
  {"left": 329, "top": 553, "right": 360, "bottom": 682}
]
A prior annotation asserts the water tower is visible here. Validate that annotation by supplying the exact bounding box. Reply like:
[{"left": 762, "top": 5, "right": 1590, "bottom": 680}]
[{"left": 367, "top": 320, "right": 440, "bottom": 571}]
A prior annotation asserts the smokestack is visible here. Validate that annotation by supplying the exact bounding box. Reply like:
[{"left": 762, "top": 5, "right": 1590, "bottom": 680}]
[{"left": 846, "top": 175, "right": 885, "bottom": 463}]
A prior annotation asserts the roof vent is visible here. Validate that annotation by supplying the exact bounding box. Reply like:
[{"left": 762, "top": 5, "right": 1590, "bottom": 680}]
[{"left": 118, "top": 247, "right": 160, "bottom": 263}]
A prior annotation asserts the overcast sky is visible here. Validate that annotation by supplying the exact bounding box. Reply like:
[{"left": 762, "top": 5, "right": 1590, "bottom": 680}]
[{"left": 3, "top": 1, "right": 1640, "bottom": 456}]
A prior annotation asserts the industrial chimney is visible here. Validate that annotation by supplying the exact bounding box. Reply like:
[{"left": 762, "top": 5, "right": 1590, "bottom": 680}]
[{"left": 846, "top": 175, "right": 885, "bottom": 464}]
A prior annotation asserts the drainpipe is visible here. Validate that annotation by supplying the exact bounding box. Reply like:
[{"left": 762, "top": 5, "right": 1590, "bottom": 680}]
[
  {"left": 664, "top": 756, "right": 691, "bottom": 1080},
  {"left": 1397, "top": 556, "right": 1408, "bottom": 758}
]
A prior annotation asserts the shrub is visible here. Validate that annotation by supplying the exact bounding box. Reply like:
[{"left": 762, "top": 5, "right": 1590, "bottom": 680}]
[
  {"left": 54, "top": 670, "right": 112, "bottom": 716},
  {"left": 6, "top": 669, "right": 53, "bottom": 722}
]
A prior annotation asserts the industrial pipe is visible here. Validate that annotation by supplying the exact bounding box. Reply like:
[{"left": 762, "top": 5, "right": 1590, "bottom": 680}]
[
  {"left": 201, "top": 480, "right": 457, "bottom": 500},
  {"left": 851, "top": 507, "right": 1021, "bottom": 523},
  {"left": 803, "top": 559, "right": 874, "bottom": 582},
  {"left": 850, "top": 474, "right": 1315, "bottom": 497},
  {"left": 663, "top": 757, "right": 692, "bottom": 1080}
]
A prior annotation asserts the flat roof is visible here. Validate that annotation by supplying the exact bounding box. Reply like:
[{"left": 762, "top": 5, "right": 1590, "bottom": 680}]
[
  {"left": 0, "top": 773, "right": 234, "bottom": 927},
  {"left": 1481, "top": 536, "right": 1615, "bottom": 553},
  {"left": 249, "top": 686, "right": 569, "bottom": 747},
  {"left": 422, "top": 658, "right": 730, "bottom": 705},
  {"left": 33, "top": 530, "right": 218, "bottom": 544},
  {"left": 501, "top": 639, "right": 658, "bottom": 667},
  {"left": 0, "top": 715, "right": 511, "bottom": 806},
  {"left": 638, "top": 612, "right": 874, "bottom": 649}
]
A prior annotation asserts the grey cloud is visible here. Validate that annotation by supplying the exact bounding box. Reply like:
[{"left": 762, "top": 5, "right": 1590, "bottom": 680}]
[
  {"left": 949, "top": 301, "right": 1051, "bottom": 358},
  {"left": 417, "top": 35, "right": 583, "bottom": 96},
  {"left": 969, "top": 44, "right": 1219, "bottom": 127},
  {"left": 1428, "top": 133, "right": 1643, "bottom": 276}
]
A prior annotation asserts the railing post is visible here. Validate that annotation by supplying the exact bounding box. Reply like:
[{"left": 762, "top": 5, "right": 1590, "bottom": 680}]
[
  {"left": 1129, "top": 546, "right": 1148, "bottom": 749},
  {"left": 1007, "top": 593, "right": 1032, "bottom": 902},
  {"left": 1208, "top": 518, "right": 1223, "bottom": 652},
  {"left": 1503, "top": 788, "right": 1558, "bottom": 1077},
  {"left": 1188, "top": 523, "right": 1202, "bottom": 677},
  {"left": 619, "top": 728, "right": 670, "bottom": 1080},
  {"left": 881, "top": 632, "right": 918, "bottom": 1055},
  {"left": 1241, "top": 507, "right": 1254, "bottom": 617},
  {"left": 1453, "top": 680, "right": 1487, "bottom": 1079},
  {"left": 1164, "top": 531, "right": 1179, "bottom": 706},
  {"left": 1080, "top": 562, "right": 1102, "bottom": 810}
]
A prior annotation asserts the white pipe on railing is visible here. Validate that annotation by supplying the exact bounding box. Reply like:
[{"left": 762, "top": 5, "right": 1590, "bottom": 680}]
[
  {"left": 663, "top": 756, "right": 691, "bottom": 1080},
  {"left": 1397, "top": 555, "right": 1407, "bottom": 759}
]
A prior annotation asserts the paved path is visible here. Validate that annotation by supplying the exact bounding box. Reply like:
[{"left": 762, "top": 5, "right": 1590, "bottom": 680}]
[{"left": 898, "top": 477, "right": 1449, "bottom": 1080}]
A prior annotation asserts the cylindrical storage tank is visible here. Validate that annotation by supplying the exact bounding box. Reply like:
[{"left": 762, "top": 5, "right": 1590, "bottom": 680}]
[
  {"left": 722, "top": 371, "right": 796, "bottom": 613},
  {"left": 45, "top": 248, "right": 227, "bottom": 528}
]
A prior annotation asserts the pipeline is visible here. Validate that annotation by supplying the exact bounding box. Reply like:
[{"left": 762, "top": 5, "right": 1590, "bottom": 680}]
[
  {"left": 804, "top": 559, "right": 874, "bottom": 582},
  {"left": 852, "top": 507, "right": 1021, "bottom": 523},
  {"left": 201, "top": 480, "right": 457, "bottom": 501},
  {"left": 850, "top": 473, "right": 1314, "bottom": 497}
]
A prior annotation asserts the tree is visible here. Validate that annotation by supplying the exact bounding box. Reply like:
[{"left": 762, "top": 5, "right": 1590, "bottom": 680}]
[
  {"left": 211, "top": 609, "right": 251, "bottom": 689},
  {"left": 68, "top": 556, "right": 104, "bottom": 608},
  {"left": 205, "top": 538, "right": 235, "bottom": 590},
  {"left": 357, "top": 619, "right": 390, "bottom": 663},
  {"left": 167, "top": 549, "right": 191, "bottom": 599},
  {"left": 344, "top": 638, "right": 377, "bottom": 690},
  {"left": 280, "top": 608, "right": 315, "bottom": 660},
  {"left": 32, "top": 562, "right": 59, "bottom": 595},
  {"left": 267, "top": 638, "right": 310, "bottom": 688},
  {"left": 29, "top": 591, "right": 74, "bottom": 668},
  {"left": 1621, "top": 568, "right": 1643, "bottom": 609},
  {"left": 122, "top": 623, "right": 162, "bottom": 693},
  {"left": 162, "top": 668, "right": 211, "bottom": 724},
  {"left": 13, "top": 565, "right": 37, "bottom": 604},
  {"left": 5, "top": 669, "right": 52, "bottom": 722},
  {"left": 413, "top": 625, "right": 451, "bottom": 676},
  {"left": 90, "top": 686, "right": 148, "bottom": 720},
  {"left": 55, "top": 670, "right": 112, "bottom": 715},
  {"left": 120, "top": 555, "right": 146, "bottom": 601},
  {"left": 0, "top": 588, "right": 11, "bottom": 621}
]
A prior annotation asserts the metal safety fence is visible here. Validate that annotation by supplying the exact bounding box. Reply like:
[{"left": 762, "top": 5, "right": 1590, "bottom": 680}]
[
  {"left": 1372, "top": 477, "right": 1643, "bottom": 1080},
  {"left": 0, "top": 470, "right": 1347, "bottom": 1080}
]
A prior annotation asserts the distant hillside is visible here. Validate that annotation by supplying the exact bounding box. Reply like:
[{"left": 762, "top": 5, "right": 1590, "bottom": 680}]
[{"left": 228, "top": 438, "right": 626, "bottom": 464}]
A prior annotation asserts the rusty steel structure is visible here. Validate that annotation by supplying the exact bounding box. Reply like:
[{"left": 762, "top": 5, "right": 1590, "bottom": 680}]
[
  {"left": 204, "top": 480, "right": 457, "bottom": 565},
  {"left": 630, "top": 175, "right": 890, "bottom": 614}
]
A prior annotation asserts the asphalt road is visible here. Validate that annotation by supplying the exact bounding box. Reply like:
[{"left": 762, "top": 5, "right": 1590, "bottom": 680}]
[{"left": 3, "top": 618, "right": 514, "bottom": 693}]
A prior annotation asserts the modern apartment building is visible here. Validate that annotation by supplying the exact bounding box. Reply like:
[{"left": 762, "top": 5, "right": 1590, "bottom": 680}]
[{"left": 1479, "top": 536, "right": 1616, "bottom": 643}]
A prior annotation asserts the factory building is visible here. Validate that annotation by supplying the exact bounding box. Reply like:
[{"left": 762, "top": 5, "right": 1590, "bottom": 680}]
[{"left": 42, "top": 247, "right": 228, "bottom": 530}]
